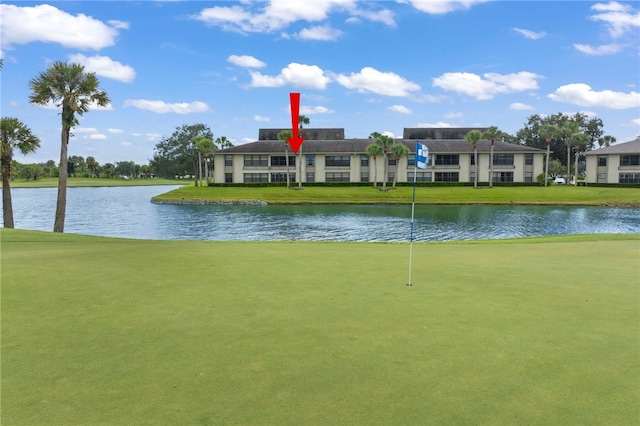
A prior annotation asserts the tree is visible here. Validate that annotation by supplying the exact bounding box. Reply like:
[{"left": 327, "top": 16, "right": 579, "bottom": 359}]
[
  {"left": 151, "top": 123, "right": 213, "bottom": 181},
  {"left": 371, "top": 132, "right": 393, "bottom": 190},
  {"left": 365, "top": 143, "right": 382, "bottom": 188},
  {"left": 277, "top": 130, "right": 293, "bottom": 188},
  {"left": 571, "top": 132, "right": 590, "bottom": 185},
  {"left": 297, "top": 115, "right": 310, "bottom": 190},
  {"left": 1, "top": 117, "right": 41, "bottom": 228},
  {"left": 29, "top": 61, "right": 110, "bottom": 232},
  {"left": 464, "top": 129, "right": 483, "bottom": 188},
  {"left": 560, "top": 120, "right": 580, "bottom": 184},
  {"left": 539, "top": 124, "right": 558, "bottom": 187},
  {"left": 195, "top": 136, "right": 215, "bottom": 186},
  {"left": 68, "top": 155, "right": 85, "bottom": 177},
  {"left": 390, "top": 143, "right": 409, "bottom": 189},
  {"left": 86, "top": 156, "right": 99, "bottom": 177},
  {"left": 115, "top": 161, "right": 138, "bottom": 178},
  {"left": 483, "top": 126, "right": 502, "bottom": 188}
]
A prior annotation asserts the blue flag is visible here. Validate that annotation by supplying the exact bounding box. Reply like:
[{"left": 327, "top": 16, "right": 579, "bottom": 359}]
[{"left": 416, "top": 143, "right": 429, "bottom": 169}]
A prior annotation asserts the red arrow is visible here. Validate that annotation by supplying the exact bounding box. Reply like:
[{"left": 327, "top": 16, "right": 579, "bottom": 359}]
[{"left": 287, "top": 92, "right": 304, "bottom": 154}]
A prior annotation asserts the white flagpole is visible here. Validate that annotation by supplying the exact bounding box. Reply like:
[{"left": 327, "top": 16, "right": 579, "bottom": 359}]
[{"left": 407, "top": 146, "right": 419, "bottom": 287}]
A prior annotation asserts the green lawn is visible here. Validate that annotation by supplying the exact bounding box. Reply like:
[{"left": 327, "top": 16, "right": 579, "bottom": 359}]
[
  {"left": 153, "top": 184, "right": 640, "bottom": 206},
  {"left": 2, "top": 229, "right": 638, "bottom": 425}
]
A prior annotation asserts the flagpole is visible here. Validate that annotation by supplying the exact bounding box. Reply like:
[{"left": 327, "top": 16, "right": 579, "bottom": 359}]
[{"left": 407, "top": 147, "right": 419, "bottom": 287}]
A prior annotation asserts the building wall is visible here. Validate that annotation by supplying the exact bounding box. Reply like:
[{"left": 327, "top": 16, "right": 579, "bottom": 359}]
[{"left": 214, "top": 152, "right": 544, "bottom": 184}]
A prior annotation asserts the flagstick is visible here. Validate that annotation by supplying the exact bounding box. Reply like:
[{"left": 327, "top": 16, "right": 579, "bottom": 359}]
[{"left": 407, "top": 161, "right": 418, "bottom": 287}]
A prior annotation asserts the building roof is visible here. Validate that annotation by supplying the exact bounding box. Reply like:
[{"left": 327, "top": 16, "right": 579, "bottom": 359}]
[
  {"left": 219, "top": 138, "right": 544, "bottom": 155},
  {"left": 258, "top": 128, "right": 344, "bottom": 140},
  {"left": 584, "top": 137, "right": 640, "bottom": 155},
  {"left": 403, "top": 127, "right": 487, "bottom": 139}
]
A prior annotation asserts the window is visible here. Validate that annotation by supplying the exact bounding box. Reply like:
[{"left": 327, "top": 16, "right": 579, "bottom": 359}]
[
  {"left": 434, "top": 172, "right": 459, "bottom": 182},
  {"left": 493, "top": 172, "right": 514, "bottom": 182},
  {"left": 597, "top": 173, "right": 607, "bottom": 183},
  {"left": 407, "top": 172, "right": 431, "bottom": 182},
  {"left": 306, "top": 155, "right": 315, "bottom": 167},
  {"left": 326, "top": 156, "right": 350, "bottom": 167},
  {"left": 306, "top": 172, "right": 315, "bottom": 183},
  {"left": 244, "top": 155, "right": 267, "bottom": 167},
  {"left": 243, "top": 173, "right": 268, "bottom": 183},
  {"left": 469, "top": 171, "right": 476, "bottom": 182},
  {"left": 435, "top": 154, "right": 459, "bottom": 166},
  {"left": 388, "top": 172, "right": 395, "bottom": 182},
  {"left": 493, "top": 154, "right": 514, "bottom": 166},
  {"left": 224, "top": 155, "right": 233, "bottom": 167},
  {"left": 224, "top": 173, "right": 233, "bottom": 183},
  {"left": 620, "top": 155, "right": 640, "bottom": 166},
  {"left": 325, "top": 172, "right": 350, "bottom": 182},
  {"left": 524, "top": 171, "right": 533, "bottom": 182},
  {"left": 361, "top": 155, "right": 369, "bottom": 167},
  {"left": 470, "top": 155, "right": 476, "bottom": 166},
  {"left": 619, "top": 173, "right": 640, "bottom": 183},
  {"left": 525, "top": 153, "right": 533, "bottom": 166},
  {"left": 388, "top": 156, "right": 396, "bottom": 166},
  {"left": 270, "top": 156, "right": 295, "bottom": 167},
  {"left": 598, "top": 156, "right": 607, "bottom": 167},
  {"left": 270, "top": 172, "right": 295, "bottom": 182},
  {"left": 360, "top": 172, "right": 369, "bottom": 182}
]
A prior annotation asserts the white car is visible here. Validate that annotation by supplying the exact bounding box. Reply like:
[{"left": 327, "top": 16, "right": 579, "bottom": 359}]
[{"left": 553, "top": 177, "right": 566, "bottom": 185}]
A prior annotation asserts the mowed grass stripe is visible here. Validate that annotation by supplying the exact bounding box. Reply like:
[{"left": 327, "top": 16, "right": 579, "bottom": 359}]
[{"left": 2, "top": 230, "right": 638, "bottom": 425}]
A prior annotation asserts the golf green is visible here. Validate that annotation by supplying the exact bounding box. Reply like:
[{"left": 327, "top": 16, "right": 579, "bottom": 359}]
[{"left": 2, "top": 230, "right": 638, "bottom": 425}]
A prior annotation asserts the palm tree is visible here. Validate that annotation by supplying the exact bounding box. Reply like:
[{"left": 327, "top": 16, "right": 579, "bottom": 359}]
[
  {"left": 29, "top": 61, "right": 109, "bottom": 232},
  {"left": 277, "top": 130, "right": 292, "bottom": 188},
  {"left": 598, "top": 135, "right": 616, "bottom": 148},
  {"left": 195, "top": 136, "right": 215, "bottom": 186},
  {"left": 539, "top": 124, "right": 558, "bottom": 187},
  {"left": 370, "top": 132, "right": 393, "bottom": 190},
  {"left": 365, "top": 143, "right": 382, "bottom": 187},
  {"left": 464, "top": 129, "right": 483, "bottom": 188},
  {"left": 1, "top": 117, "right": 41, "bottom": 228},
  {"left": 297, "top": 115, "right": 310, "bottom": 190},
  {"left": 483, "top": 126, "right": 501, "bottom": 188},
  {"left": 560, "top": 120, "right": 579, "bottom": 185},
  {"left": 390, "top": 143, "right": 409, "bottom": 189},
  {"left": 571, "top": 132, "right": 590, "bottom": 185}
]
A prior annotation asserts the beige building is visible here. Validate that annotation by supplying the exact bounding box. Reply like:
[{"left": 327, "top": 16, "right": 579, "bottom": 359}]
[
  {"left": 214, "top": 128, "right": 545, "bottom": 185},
  {"left": 584, "top": 137, "right": 640, "bottom": 184}
]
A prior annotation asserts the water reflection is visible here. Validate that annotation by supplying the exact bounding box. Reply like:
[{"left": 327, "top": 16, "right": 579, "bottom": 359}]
[{"left": 5, "top": 186, "right": 640, "bottom": 241}]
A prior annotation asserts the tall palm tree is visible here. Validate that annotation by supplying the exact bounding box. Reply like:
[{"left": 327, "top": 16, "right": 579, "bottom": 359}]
[
  {"left": 277, "top": 130, "right": 292, "bottom": 188},
  {"left": 571, "top": 132, "right": 590, "bottom": 185},
  {"left": 1, "top": 117, "right": 41, "bottom": 228},
  {"left": 297, "top": 115, "right": 310, "bottom": 190},
  {"left": 371, "top": 132, "right": 393, "bottom": 190},
  {"left": 365, "top": 143, "right": 382, "bottom": 187},
  {"left": 483, "top": 126, "right": 500, "bottom": 188},
  {"left": 29, "top": 61, "right": 109, "bottom": 232},
  {"left": 560, "top": 120, "right": 579, "bottom": 185},
  {"left": 464, "top": 129, "right": 483, "bottom": 188},
  {"left": 195, "top": 136, "right": 215, "bottom": 186},
  {"left": 539, "top": 124, "right": 558, "bottom": 187},
  {"left": 390, "top": 143, "right": 409, "bottom": 189}
]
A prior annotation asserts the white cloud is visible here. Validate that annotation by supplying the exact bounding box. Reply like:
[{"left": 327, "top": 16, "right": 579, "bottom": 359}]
[
  {"left": 444, "top": 111, "right": 463, "bottom": 119},
  {"left": 573, "top": 43, "right": 624, "bottom": 55},
  {"left": 631, "top": 118, "right": 640, "bottom": 126},
  {"left": 68, "top": 54, "right": 136, "bottom": 83},
  {"left": 589, "top": 1, "right": 640, "bottom": 38},
  {"left": 34, "top": 99, "right": 112, "bottom": 111},
  {"left": 432, "top": 71, "right": 542, "bottom": 100},
  {"left": 71, "top": 127, "right": 107, "bottom": 140},
  {"left": 513, "top": 27, "right": 546, "bottom": 40},
  {"left": 416, "top": 121, "right": 455, "bottom": 127},
  {"left": 227, "top": 54, "right": 266, "bottom": 68},
  {"left": 548, "top": 83, "right": 640, "bottom": 109},
  {"left": 510, "top": 102, "right": 535, "bottom": 111},
  {"left": 88, "top": 133, "right": 107, "bottom": 140},
  {"left": 108, "top": 128, "right": 124, "bottom": 134},
  {"left": 146, "top": 133, "right": 161, "bottom": 141},
  {"left": 300, "top": 105, "right": 334, "bottom": 114},
  {"left": 403, "top": 0, "right": 489, "bottom": 14},
  {"left": 254, "top": 115, "right": 270, "bottom": 122},
  {"left": 249, "top": 63, "right": 331, "bottom": 90},
  {"left": 297, "top": 25, "right": 343, "bottom": 41},
  {"left": 74, "top": 127, "right": 99, "bottom": 134},
  {"left": 0, "top": 4, "right": 125, "bottom": 50},
  {"left": 335, "top": 67, "right": 421, "bottom": 97},
  {"left": 124, "top": 99, "right": 210, "bottom": 114},
  {"left": 388, "top": 105, "right": 412, "bottom": 114}
]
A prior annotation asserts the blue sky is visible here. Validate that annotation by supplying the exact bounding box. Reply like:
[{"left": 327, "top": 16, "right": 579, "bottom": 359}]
[{"left": 1, "top": 0, "right": 639, "bottom": 165}]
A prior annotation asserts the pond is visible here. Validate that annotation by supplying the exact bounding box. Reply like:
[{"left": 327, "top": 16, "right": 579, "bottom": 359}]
[{"left": 4, "top": 186, "right": 640, "bottom": 242}]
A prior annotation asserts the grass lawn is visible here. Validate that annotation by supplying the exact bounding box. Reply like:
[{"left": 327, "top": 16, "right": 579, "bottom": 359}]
[
  {"left": 153, "top": 184, "right": 640, "bottom": 206},
  {"left": 5, "top": 177, "right": 185, "bottom": 188},
  {"left": 2, "top": 229, "right": 638, "bottom": 425}
]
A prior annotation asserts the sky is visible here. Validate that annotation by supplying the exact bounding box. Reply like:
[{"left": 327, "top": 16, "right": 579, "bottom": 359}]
[{"left": 1, "top": 0, "right": 639, "bottom": 166}]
